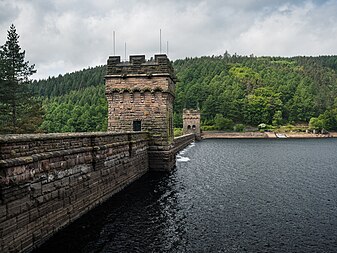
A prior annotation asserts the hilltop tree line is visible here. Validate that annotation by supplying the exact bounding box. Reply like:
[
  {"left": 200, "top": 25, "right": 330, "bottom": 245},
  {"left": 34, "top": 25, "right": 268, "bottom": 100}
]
[
  {"left": 1, "top": 25, "right": 337, "bottom": 134},
  {"left": 30, "top": 65, "right": 106, "bottom": 97}
]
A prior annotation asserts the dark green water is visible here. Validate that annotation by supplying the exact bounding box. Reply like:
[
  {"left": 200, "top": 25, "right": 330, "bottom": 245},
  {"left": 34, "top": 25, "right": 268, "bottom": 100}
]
[{"left": 34, "top": 139, "right": 337, "bottom": 253}]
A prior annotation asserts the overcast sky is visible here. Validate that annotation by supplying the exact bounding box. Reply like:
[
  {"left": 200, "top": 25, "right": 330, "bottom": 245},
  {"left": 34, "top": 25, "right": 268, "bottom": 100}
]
[{"left": 0, "top": 0, "right": 336, "bottom": 80}]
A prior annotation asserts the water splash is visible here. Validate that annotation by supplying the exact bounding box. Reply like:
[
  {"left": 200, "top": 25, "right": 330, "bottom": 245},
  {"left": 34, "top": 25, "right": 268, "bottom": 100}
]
[
  {"left": 176, "top": 142, "right": 195, "bottom": 162},
  {"left": 176, "top": 155, "right": 190, "bottom": 162}
]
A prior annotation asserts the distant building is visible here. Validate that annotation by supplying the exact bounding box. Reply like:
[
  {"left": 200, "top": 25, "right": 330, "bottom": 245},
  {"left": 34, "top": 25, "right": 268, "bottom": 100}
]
[{"left": 183, "top": 109, "right": 201, "bottom": 140}]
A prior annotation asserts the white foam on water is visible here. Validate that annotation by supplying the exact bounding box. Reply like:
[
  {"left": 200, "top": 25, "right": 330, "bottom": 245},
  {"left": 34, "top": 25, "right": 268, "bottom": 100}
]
[
  {"left": 176, "top": 141, "right": 196, "bottom": 163},
  {"left": 176, "top": 155, "right": 190, "bottom": 162},
  {"left": 181, "top": 142, "right": 195, "bottom": 152}
]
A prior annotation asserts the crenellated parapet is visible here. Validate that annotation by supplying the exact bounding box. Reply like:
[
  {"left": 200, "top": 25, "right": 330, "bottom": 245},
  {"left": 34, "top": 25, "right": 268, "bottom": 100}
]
[
  {"left": 106, "top": 54, "right": 176, "bottom": 81},
  {"left": 183, "top": 109, "right": 201, "bottom": 119},
  {"left": 106, "top": 55, "right": 176, "bottom": 97}
]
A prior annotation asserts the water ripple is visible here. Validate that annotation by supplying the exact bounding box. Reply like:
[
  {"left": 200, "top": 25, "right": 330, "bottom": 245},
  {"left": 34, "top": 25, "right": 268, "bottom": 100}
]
[{"left": 33, "top": 139, "right": 337, "bottom": 253}]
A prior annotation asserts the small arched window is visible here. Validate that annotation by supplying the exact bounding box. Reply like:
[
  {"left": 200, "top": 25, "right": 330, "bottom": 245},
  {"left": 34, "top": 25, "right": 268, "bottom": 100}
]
[
  {"left": 192, "top": 125, "right": 196, "bottom": 130},
  {"left": 187, "top": 125, "right": 191, "bottom": 129}
]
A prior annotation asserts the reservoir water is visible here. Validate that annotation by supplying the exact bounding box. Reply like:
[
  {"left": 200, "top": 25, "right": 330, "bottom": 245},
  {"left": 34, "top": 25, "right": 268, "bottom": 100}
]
[{"left": 34, "top": 139, "right": 337, "bottom": 253}]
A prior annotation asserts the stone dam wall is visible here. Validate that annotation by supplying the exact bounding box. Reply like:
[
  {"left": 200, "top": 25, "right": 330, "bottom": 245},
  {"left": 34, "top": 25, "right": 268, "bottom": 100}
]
[
  {"left": 0, "top": 132, "right": 195, "bottom": 253},
  {"left": 173, "top": 133, "right": 195, "bottom": 153}
]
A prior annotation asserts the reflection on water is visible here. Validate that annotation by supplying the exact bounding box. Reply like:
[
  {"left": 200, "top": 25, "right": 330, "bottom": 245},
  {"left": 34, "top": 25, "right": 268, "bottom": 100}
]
[{"left": 34, "top": 139, "right": 337, "bottom": 253}]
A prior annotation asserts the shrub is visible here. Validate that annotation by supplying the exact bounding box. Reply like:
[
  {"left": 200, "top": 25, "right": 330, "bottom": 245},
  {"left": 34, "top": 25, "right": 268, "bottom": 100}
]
[
  {"left": 234, "top": 124, "right": 245, "bottom": 132},
  {"left": 309, "top": 117, "right": 324, "bottom": 130},
  {"left": 258, "top": 123, "right": 276, "bottom": 132},
  {"left": 278, "top": 124, "right": 306, "bottom": 132},
  {"left": 201, "top": 125, "right": 217, "bottom": 131},
  {"left": 174, "top": 128, "right": 183, "bottom": 137},
  {"left": 272, "top": 110, "right": 283, "bottom": 126},
  {"left": 214, "top": 114, "right": 234, "bottom": 130}
]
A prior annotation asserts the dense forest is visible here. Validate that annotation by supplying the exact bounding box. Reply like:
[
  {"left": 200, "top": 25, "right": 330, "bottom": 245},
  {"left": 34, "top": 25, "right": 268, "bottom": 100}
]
[
  {"left": 174, "top": 54, "right": 337, "bottom": 131},
  {"left": 31, "top": 66, "right": 106, "bottom": 97},
  {"left": 31, "top": 53, "right": 337, "bottom": 133},
  {"left": 40, "top": 85, "right": 107, "bottom": 132}
]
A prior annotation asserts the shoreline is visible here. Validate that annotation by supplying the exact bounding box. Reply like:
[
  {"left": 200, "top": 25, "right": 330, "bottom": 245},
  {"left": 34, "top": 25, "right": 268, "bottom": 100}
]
[{"left": 201, "top": 131, "right": 337, "bottom": 139}]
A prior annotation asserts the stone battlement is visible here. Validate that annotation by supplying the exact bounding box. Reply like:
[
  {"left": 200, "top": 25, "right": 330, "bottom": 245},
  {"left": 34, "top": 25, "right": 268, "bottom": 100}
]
[
  {"left": 106, "top": 54, "right": 176, "bottom": 82},
  {"left": 183, "top": 109, "right": 201, "bottom": 119}
]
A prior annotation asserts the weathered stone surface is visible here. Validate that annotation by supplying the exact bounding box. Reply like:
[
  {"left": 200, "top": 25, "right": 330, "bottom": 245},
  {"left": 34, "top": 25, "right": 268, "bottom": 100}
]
[
  {"left": 183, "top": 109, "right": 201, "bottom": 140},
  {"left": 173, "top": 133, "right": 195, "bottom": 153},
  {"left": 106, "top": 54, "right": 176, "bottom": 82},
  {"left": 0, "top": 132, "right": 149, "bottom": 253},
  {"left": 105, "top": 54, "right": 176, "bottom": 171}
]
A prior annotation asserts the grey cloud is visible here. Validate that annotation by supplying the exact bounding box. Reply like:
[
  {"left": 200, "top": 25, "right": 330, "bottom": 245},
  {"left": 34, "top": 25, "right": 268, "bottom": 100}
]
[
  {"left": 231, "top": 1, "right": 337, "bottom": 56},
  {"left": 0, "top": 1, "right": 19, "bottom": 25},
  {"left": 0, "top": 0, "right": 335, "bottom": 79}
]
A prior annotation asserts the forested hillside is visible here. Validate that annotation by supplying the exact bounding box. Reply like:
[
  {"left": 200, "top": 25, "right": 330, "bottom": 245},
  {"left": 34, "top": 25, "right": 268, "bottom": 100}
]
[
  {"left": 34, "top": 54, "right": 337, "bottom": 133},
  {"left": 174, "top": 55, "right": 337, "bottom": 130},
  {"left": 40, "top": 85, "right": 107, "bottom": 132},
  {"left": 31, "top": 65, "right": 106, "bottom": 97}
]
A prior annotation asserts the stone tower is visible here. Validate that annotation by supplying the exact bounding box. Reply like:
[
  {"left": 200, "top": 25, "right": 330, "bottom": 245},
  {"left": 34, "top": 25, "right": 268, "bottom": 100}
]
[
  {"left": 183, "top": 109, "right": 201, "bottom": 140},
  {"left": 105, "top": 54, "right": 177, "bottom": 171}
]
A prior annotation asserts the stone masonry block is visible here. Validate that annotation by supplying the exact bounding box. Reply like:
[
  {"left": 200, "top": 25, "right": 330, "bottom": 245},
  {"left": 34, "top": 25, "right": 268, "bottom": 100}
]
[{"left": 0, "top": 205, "right": 6, "bottom": 222}]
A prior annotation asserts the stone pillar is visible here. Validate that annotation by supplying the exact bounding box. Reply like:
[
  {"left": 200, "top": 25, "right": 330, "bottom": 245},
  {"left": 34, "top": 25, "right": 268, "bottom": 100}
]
[
  {"left": 183, "top": 109, "right": 201, "bottom": 140},
  {"left": 105, "top": 54, "right": 177, "bottom": 171}
]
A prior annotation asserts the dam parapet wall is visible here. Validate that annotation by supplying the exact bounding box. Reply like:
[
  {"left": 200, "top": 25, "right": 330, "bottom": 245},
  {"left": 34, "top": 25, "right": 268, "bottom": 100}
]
[{"left": 0, "top": 132, "right": 149, "bottom": 253}]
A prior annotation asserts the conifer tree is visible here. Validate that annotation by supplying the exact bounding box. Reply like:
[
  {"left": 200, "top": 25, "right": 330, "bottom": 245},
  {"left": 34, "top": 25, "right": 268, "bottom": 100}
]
[{"left": 0, "top": 24, "right": 43, "bottom": 133}]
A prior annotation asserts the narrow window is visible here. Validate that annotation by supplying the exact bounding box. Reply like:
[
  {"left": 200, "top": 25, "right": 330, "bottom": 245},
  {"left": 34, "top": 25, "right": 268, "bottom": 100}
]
[
  {"left": 133, "top": 120, "right": 142, "bottom": 131},
  {"left": 192, "top": 125, "right": 196, "bottom": 130},
  {"left": 187, "top": 125, "right": 191, "bottom": 129}
]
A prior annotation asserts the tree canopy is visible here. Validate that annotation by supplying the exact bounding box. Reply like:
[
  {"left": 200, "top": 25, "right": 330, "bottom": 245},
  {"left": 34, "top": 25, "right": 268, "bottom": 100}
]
[
  {"left": 173, "top": 54, "right": 337, "bottom": 130},
  {"left": 0, "top": 24, "right": 43, "bottom": 134}
]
